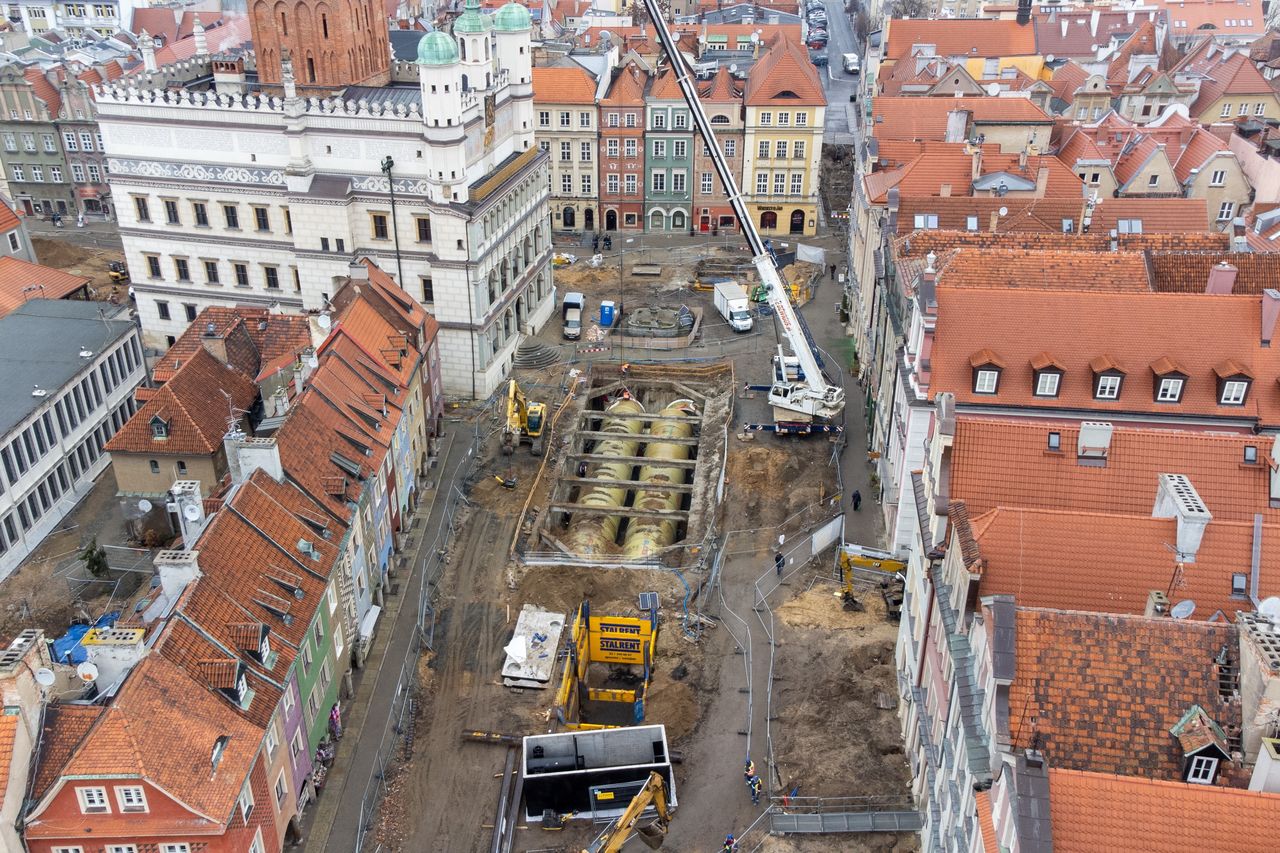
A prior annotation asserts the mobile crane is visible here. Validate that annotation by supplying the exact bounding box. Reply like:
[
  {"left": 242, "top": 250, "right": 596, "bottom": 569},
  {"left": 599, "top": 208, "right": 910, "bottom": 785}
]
[
  {"left": 501, "top": 379, "right": 547, "bottom": 456},
  {"left": 636, "top": 0, "right": 846, "bottom": 433},
  {"left": 583, "top": 771, "right": 674, "bottom": 852}
]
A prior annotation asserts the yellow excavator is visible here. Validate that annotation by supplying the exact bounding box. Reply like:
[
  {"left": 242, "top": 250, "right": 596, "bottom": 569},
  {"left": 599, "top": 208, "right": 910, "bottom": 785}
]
[
  {"left": 838, "top": 545, "right": 907, "bottom": 611},
  {"left": 584, "top": 771, "right": 674, "bottom": 852},
  {"left": 501, "top": 379, "right": 547, "bottom": 456}
]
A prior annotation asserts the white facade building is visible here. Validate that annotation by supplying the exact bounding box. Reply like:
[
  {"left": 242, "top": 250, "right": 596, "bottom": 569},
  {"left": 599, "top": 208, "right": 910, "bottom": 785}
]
[
  {"left": 5, "top": 0, "right": 126, "bottom": 36},
  {"left": 96, "top": 0, "right": 554, "bottom": 398},
  {"left": 0, "top": 300, "right": 143, "bottom": 579}
]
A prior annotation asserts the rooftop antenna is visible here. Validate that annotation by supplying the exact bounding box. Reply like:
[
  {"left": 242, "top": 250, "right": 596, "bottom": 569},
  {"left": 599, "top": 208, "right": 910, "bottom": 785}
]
[{"left": 222, "top": 390, "right": 248, "bottom": 440}]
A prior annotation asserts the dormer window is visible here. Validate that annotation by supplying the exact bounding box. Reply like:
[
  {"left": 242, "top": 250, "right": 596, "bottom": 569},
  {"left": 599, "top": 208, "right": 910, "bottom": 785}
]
[
  {"left": 1031, "top": 352, "right": 1064, "bottom": 398},
  {"left": 1090, "top": 355, "right": 1125, "bottom": 400},
  {"left": 1214, "top": 359, "right": 1252, "bottom": 406},
  {"left": 150, "top": 415, "right": 169, "bottom": 439},
  {"left": 970, "top": 350, "right": 1004, "bottom": 395},
  {"left": 1151, "top": 356, "right": 1188, "bottom": 403}
]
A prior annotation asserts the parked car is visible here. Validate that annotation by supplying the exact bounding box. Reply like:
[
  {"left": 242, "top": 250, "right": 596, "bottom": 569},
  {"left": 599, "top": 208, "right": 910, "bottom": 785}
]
[
  {"left": 807, "top": 35, "right": 828, "bottom": 48},
  {"left": 810, "top": 49, "right": 829, "bottom": 66}
]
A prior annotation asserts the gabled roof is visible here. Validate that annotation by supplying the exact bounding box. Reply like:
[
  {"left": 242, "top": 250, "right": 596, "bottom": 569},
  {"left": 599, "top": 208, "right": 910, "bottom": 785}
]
[
  {"left": 22, "top": 67, "right": 60, "bottom": 118},
  {"left": 1163, "top": 0, "right": 1266, "bottom": 39},
  {"left": 0, "top": 198, "right": 20, "bottom": 233},
  {"left": 973, "top": 507, "right": 1280, "bottom": 618},
  {"left": 744, "top": 32, "right": 825, "bottom": 106},
  {"left": 865, "top": 142, "right": 1084, "bottom": 202},
  {"left": 32, "top": 655, "right": 261, "bottom": 825},
  {"left": 648, "top": 66, "right": 683, "bottom": 101},
  {"left": 870, "top": 96, "right": 1051, "bottom": 141},
  {"left": 698, "top": 66, "right": 742, "bottom": 103},
  {"left": 1048, "top": 61, "right": 1090, "bottom": 105},
  {"left": 30, "top": 704, "right": 102, "bottom": 801},
  {"left": 1173, "top": 127, "right": 1231, "bottom": 182},
  {"left": 0, "top": 256, "right": 88, "bottom": 318},
  {"left": 883, "top": 18, "right": 1037, "bottom": 60},
  {"left": 105, "top": 347, "right": 259, "bottom": 456},
  {"left": 1002, "top": 607, "right": 1238, "bottom": 779},
  {"left": 1112, "top": 135, "right": 1168, "bottom": 188},
  {"left": 151, "top": 306, "right": 312, "bottom": 385},
  {"left": 949, "top": 418, "right": 1280, "bottom": 524},
  {"left": 1048, "top": 768, "right": 1280, "bottom": 851},
  {"left": 1191, "top": 51, "right": 1276, "bottom": 117},
  {"left": 931, "top": 287, "right": 1278, "bottom": 419},
  {"left": 1033, "top": 10, "right": 1164, "bottom": 59},
  {"left": 531, "top": 65, "right": 597, "bottom": 104},
  {"left": 1105, "top": 20, "right": 1161, "bottom": 88},
  {"left": 600, "top": 62, "right": 647, "bottom": 107},
  {"left": 1057, "top": 128, "right": 1107, "bottom": 164}
]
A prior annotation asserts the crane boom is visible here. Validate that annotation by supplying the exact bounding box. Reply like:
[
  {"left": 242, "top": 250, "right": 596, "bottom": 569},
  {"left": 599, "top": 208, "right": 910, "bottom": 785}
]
[{"left": 637, "top": 0, "right": 845, "bottom": 422}]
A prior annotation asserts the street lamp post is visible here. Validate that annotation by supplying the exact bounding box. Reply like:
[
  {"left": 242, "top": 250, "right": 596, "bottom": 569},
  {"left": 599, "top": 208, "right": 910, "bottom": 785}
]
[{"left": 380, "top": 156, "right": 405, "bottom": 287}]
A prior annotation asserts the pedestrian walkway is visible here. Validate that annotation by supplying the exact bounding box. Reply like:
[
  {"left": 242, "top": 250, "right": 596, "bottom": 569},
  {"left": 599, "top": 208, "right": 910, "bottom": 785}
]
[{"left": 301, "top": 427, "right": 472, "bottom": 853}]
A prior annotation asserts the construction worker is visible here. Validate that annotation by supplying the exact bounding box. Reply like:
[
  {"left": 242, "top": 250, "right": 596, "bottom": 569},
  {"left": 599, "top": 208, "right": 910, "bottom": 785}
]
[
  {"left": 748, "top": 774, "right": 763, "bottom": 805},
  {"left": 774, "top": 551, "right": 785, "bottom": 577},
  {"left": 744, "top": 759, "right": 756, "bottom": 783},
  {"left": 852, "top": 489, "right": 862, "bottom": 511},
  {"left": 621, "top": 362, "right": 631, "bottom": 377},
  {"left": 722, "top": 834, "right": 737, "bottom": 852}
]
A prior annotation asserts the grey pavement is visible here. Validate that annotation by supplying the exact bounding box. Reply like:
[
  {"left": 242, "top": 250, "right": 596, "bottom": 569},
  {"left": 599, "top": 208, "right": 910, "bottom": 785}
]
[
  {"left": 303, "top": 425, "right": 472, "bottom": 853},
  {"left": 25, "top": 216, "right": 124, "bottom": 252}
]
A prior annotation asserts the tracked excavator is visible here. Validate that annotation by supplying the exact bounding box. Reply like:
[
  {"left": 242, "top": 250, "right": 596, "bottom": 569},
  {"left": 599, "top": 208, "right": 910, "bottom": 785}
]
[
  {"left": 501, "top": 379, "right": 547, "bottom": 456},
  {"left": 635, "top": 0, "right": 846, "bottom": 433},
  {"left": 583, "top": 771, "right": 674, "bottom": 852}
]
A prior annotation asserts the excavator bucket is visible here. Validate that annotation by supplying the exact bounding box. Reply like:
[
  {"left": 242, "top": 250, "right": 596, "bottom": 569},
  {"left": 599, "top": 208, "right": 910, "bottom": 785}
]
[{"left": 634, "top": 820, "right": 667, "bottom": 849}]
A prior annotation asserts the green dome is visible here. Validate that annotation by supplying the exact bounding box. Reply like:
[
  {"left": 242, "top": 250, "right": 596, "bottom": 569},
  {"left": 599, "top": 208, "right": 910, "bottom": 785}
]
[
  {"left": 453, "top": 0, "right": 493, "bottom": 35},
  {"left": 494, "top": 2, "right": 531, "bottom": 32},
  {"left": 417, "top": 31, "right": 459, "bottom": 65}
]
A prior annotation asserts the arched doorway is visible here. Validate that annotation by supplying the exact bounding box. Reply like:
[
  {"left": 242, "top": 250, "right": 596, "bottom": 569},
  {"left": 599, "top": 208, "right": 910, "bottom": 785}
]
[
  {"left": 760, "top": 211, "right": 777, "bottom": 230},
  {"left": 584, "top": 208, "right": 594, "bottom": 231},
  {"left": 672, "top": 210, "right": 686, "bottom": 231},
  {"left": 649, "top": 209, "right": 665, "bottom": 231},
  {"left": 789, "top": 209, "right": 805, "bottom": 234},
  {"left": 605, "top": 209, "right": 618, "bottom": 231},
  {"left": 563, "top": 206, "right": 576, "bottom": 229}
]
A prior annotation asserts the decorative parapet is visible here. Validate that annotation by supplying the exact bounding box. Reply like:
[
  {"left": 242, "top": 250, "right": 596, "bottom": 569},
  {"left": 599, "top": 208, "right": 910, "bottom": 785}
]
[
  {"left": 351, "top": 175, "right": 436, "bottom": 195},
  {"left": 94, "top": 82, "right": 427, "bottom": 121},
  {"left": 107, "top": 158, "right": 286, "bottom": 186}
]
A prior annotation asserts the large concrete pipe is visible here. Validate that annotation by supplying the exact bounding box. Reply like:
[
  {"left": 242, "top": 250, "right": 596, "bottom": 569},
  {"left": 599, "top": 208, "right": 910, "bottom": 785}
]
[
  {"left": 564, "top": 397, "right": 646, "bottom": 555},
  {"left": 621, "top": 400, "right": 697, "bottom": 560}
]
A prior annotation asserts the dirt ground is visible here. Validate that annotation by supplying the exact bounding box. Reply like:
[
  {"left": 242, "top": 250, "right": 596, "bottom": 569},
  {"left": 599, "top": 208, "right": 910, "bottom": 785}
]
[
  {"left": 772, "top": 586, "right": 909, "bottom": 801},
  {"left": 724, "top": 440, "right": 837, "bottom": 546},
  {"left": 32, "top": 237, "right": 127, "bottom": 301}
]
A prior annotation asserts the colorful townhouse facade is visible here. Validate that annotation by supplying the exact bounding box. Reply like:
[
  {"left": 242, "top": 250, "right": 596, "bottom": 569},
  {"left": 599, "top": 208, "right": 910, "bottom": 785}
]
[
  {"left": 693, "top": 67, "right": 744, "bottom": 234},
  {"left": 643, "top": 68, "right": 695, "bottom": 233},
  {"left": 597, "top": 62, "right": 648, "bottom": 232},
  {"left": 533, "top": 66, "right": 600, "bottom": 233}
]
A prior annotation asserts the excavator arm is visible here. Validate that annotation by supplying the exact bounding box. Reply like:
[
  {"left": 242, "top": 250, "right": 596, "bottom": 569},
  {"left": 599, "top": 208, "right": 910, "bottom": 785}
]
[
  {"left": 585, "top": 771, "right": 673, "bottom": 853},
  {"left": 636, "top": 0, "right": 844, "bottom": 422}
]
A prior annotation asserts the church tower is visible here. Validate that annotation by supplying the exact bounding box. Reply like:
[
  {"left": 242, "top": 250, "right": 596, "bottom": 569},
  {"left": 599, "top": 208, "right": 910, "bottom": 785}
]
[{"left": 250, "top": 0, "right": 392, "bottom": 89}]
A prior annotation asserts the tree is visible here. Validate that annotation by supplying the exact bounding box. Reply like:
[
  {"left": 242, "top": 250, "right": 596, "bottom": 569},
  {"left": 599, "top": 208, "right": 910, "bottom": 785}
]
[
  {"left": 79, "top": 538, "right": 109, "bottom": 578},
  {"left": 890, "top": 0, "right": 930, "bottom": 17}
]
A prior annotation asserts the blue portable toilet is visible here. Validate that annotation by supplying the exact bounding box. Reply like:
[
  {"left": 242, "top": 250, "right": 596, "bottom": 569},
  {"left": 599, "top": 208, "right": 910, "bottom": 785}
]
[{"left": 600, "top": 300, "right": 616, "bottom": 328}]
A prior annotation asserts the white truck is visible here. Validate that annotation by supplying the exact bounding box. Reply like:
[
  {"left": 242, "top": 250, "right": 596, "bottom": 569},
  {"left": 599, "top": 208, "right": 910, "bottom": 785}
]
[
  {"left": 562, "top": 291, "right": 585, "bottom": 340},
  {"left": 713, "top": 280, "right": 754, "bottom": 332}
]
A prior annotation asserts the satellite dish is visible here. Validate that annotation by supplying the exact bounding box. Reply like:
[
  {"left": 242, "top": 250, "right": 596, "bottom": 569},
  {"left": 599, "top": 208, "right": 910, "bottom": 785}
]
[
  {"left": 316, "top": 313, "right": 332, "bottom": 330},
  {"left": 34, "top": 668, "right": 55, "bottom": 687},
  {"left": 183, "top": 503, "right": 202, "bottom": 522},
  {"left": 750, "top": 31, "right": 760, "bottom": 42},
  {"left": 307, "top": 354, "right": 319, "bottom": 369},
  {"left": 1171, "top": 600, "right": 1196, "bottom": 620},
  {"left": 137, "top": 498, "right": 153, "bottom": 513},
  {"left": 1260, "top": 596, "right": 1280, "bottom": 620},
  {"left": 1045, "top": 53, "right": 1055, "bottom": 63},
  {"left": 76, "top": 662, "right": 99, "bottom": 683},
  {"left": 998, "top": 206, "right": 1009, "bottom": 217}
]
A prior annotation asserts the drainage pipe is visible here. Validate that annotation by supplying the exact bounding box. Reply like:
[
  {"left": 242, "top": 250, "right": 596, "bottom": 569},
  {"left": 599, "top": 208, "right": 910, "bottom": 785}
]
[
  {"left": 621, "top": 400, "right": 698, "bottom": 560},
  {"left": 564, "top": 397, "right": 646, "bottom": 555}
]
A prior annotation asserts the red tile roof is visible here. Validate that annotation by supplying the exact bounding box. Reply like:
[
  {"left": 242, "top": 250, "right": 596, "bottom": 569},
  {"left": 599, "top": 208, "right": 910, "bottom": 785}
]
[
  {"left": 895, "top": 197, "right": 1088, "bottom": 235},
  {"left": 1048, "top": 61, "right": 1091, "bottom": 105},
  {"left": 975, "top": 790, "right": 997, "bottom": 851},
  {"left": 600, "top": 63, "right": 647, "bottom": 107},
  {"left": 971, "top": 507, "right": 1279, "bottom": 617},
  {"left": 865, "top": 142, "right": 1083, "bottom": 202},
  {"left": 1151, "top": 253, "right": 1280, "bottom": 293},
  {"left": 949, "top": 418, "right": 1280, "bottom": 524},
  {"left": 883, "top": 18, "right": 1037, "bottom": 60},
  {"left": 1191, "top": 51, "right": 1275, "bottom": 117},
  {"left": 0, "top": 197, "right": 20, "bottom": 233},
  {"left": 1112, "top": 135, "right": 1167, "bottom": 188},
  {"left": 531, "top": 66, "right": 597, "bottom": 104},
  {"left": 1033, "top": 10, "right": 1165, "bottom": 59},
  {"left": 893, "top": 229, "right": 1229, "bottom": 257},
  {"left": 0, "top": 257, "right": 88, "bottom": 318},
  {"left": 23, "top": 67, "right": 60, "bottom": 118},
  {"left": 698, "top": 66, "right": 743, "bottom": 102},
  {"left": 1173, "top": 126, "right": 1231, "bottom": 182},
  {"left": 105, "top": 347, "right": 259, "bottom": 456},
  {"left": 152, "top": 306, "right": 312, "bottom": 384},
  {"left": 30, "top": 655, "right": 261, "bottom": 826},
  {"left": 745, "top": 32, "right": 825, "bottom": 106},
  {"left": 30, "top": 704, "right": 102, "bottom": 801},
  {"left": 1049, "top": 768, "right": 1280, "bottom": 852},
  {"left": 1162, "top": 0, "right": 1266, "bottom": 40},
  {"left": 870, "top": 96, "right": 1051, "bottom": 141},
  {"left": 1087, "top": 197, "right": 1211, "bottom": 233},
  {"left": 648, "top": 66, "right": 683, "bottom": 101},
  {"left": 0, "top": 714, "right": 18, "bottom": 800},
  {"left": 930, "top": 287, "right": 1280, "bottom": 419},
  {"left": 1105, "top": 20, "right": 1161, "bottom": 88},
  {"left": 934, "top": 248, "right": 1151, "bottom": 290},
  {"left": 1000, "top": 606, "right": 1239, "bottom": 779}
]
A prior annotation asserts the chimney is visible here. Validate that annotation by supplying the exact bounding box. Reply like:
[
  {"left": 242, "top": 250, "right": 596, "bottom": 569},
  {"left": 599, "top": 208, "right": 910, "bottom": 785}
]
[
  {"left": 1205, "top": 261, "right": 1238, "bottom": 294},
  {"left": 1250, "top": 739, "right": 1280, "bottom": 792},
  {"left": 1262, "top": 289, "right": 1280, "bottom": 347},
  {"left": 944, "top": 109, "right": 970, "bottom": 143},
  {"left": 1152, "top": 473, "right": 1212, "bottom": 563},
  {"left": 156, "top": 549, "right": 201, "bottom": 598},
  {"left": 1018, "top": 148, "right": 1028, "bottom": 170},
  {"left": 1034, "top": 166, "right": 1050, "bottom": 198},
  {"left": 1090, "top": 8, "right": 1100, "bottom": 36},
  {"left": 200, "top": 321, "right": 229, "bottom": 365},
  {"left": 348, "top": 259, "right": 371, "bottom": 281},
  {"left": 1238, "top": 613, "right": 1280, "bottom": 762},
  {"left": 1234, "top": 217, "right": 1250, "bottom": 252},
  {"left": 1016, "top": 0, "right": 1031, "bottom": 25},
  {"left": 1144, "top": 589, "right": 1170, "bottom": 617},
  {"left": 170, "top": 480, "right": 210, "bottom": 545},
  {"left": 81, "top": 626, "right": 148, "bottom": 693},
  {"left": 212, "top": 58, "right": 247, "bottom": 97},
  {"left": 989, "top": 210, "right": 1000, "bottom": 231},
  {"left": 192, "top": 17, "right": 208, "bottom": 57},
  {"left": 0, "top": 629, "right": 53, "bottom": 742},
  {"left": 1076, "top": 421, "right": 1113, "bottom": 464},
  {"left": 971, "top": 147, "right": 983, "bottom": 181},
  {"left": 227, "top": 436, "right": 283, "bottom": 485},
  {"left": 139, "top": 30, "right": 157, "bottom": 73}
]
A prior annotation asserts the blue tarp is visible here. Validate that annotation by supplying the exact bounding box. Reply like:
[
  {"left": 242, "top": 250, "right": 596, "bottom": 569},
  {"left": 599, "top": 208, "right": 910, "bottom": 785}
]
[{"left": 51, "top": 611, "right": 120, "bottom": 664}]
